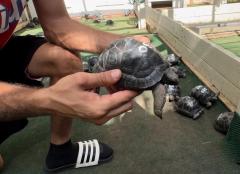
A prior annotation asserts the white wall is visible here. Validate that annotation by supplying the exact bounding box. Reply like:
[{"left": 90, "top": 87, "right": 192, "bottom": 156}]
[
  {"left": 64, "top": 0, "right": 133, "bottom": 15},
  {"left": 27, "top": 0, "right": 133, "bottom": 18},
  {"left": 160, "top": 3, "right": 240, "bottom": 24},
  {"left": 64, "top": 0, "right": 86, "bottom": 14},
  {"left": 28, "top": 0, "right": 37, "bottom": 18},
  {"left": 146, "top": 0, "right": 188, "bottom": 8}
]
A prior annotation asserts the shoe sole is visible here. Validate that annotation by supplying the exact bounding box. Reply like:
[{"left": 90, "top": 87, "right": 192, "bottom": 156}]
[{"left": 44, "top": 154, "right": 113, "bottom": 173}]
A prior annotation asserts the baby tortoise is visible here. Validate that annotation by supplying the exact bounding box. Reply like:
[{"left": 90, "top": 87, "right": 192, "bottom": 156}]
[
  {"left": 174, "top": 96, "right": 204, "bottom": 119},
  {"left": 214, "top": 112, "right": 234, "bottom": 134},
  {"left": 167, "top": 53, "right": 181, "bottom": 66},
  {"left": 106, "top": 20, "right": 114, "bottom": 26},
  {"left": 93, "top": 19, "right": 101, "bottom": 23},
  {"left": 170, "top": 66, "right": 186, "bottom": 78},
  {"left": 91, "top": 38, "right": 180, "bottom": 118},
  {"left": 166, "top": 85, "right": 181, "bottom": 102},
  {"left": 191, "top": 85, "right": 218, "bottom": 108}
]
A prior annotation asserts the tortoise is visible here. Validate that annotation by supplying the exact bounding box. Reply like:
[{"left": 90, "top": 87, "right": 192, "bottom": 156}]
[
  {"left": 91, "top": 37, "right": 180, "bottom": 118},
  {"left": 161, "top": 67, "right": 179, "bottom": 85},
  {"left": 32, "top": 17, "right": 39, "bottom": 25},
  {"left": 86, "top": 55, "right": 99, "bottom": 72},
  {"left": 93, "top": 19, "right": 101, "bottom": 23},
  {"left": 167, "top": 53, "right": 181, "bottom": 66},
  {"left": 214, "top": 112, "right": 234, "bottom": 134},
  {"left": 166, "top": 85, "right": 181, "bottom": 102},
  {"left": 26, "top": 22, "right": 35, "bottom": 28},
  {"left": 191, "top": 85, "right": 218, "bottom": 108},
  {"left": 170, "top": 66, "right": 186, "bottom": 78},
  {"left": 106, "top": 20, "right": 114, "bottom": 26},
  {"left": 174, "top": 96, "right": 204, "bottom": 119}
]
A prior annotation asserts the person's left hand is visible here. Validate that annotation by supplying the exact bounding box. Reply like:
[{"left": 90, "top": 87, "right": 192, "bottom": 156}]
[{"left": 131, "top": 35, "right": 151, "bottom": 45}]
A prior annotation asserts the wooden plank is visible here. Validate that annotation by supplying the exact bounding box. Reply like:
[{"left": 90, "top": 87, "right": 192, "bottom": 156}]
[
  {"left": 237, "top": 103, "right": 240, "bottom": 114},
  {"left": 145, "top": 7, "right": 240, "bottom": 111},
  {"left": 183, "top": 58, "right": 238, "bottom": 113},
  {"left": 157, "top": 25, "right": 240, "bottom": 104},
  {"left": 198, "top": 25, "right": 240, "bottom": 35},
  {"left": 203, "top": 31, "right": 240, "bottom": 40},
  {"left": 158, "top": 27, "right": 239, "bottom": 111},
  {"left": 196, "top": 61, "right": 240, "bottom": 107},
  {"left": 147, "top": 20, "right": 239, "bottom": 111},
  {"left": 148, "top": 8, "right": 240, "bottom": 90}
]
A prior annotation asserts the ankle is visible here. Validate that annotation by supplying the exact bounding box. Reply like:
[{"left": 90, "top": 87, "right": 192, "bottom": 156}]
[
  {"left": 50, "top": 136, "right": 71, "bottom": 145},
  {"left": 46, "top": 140, "right": 78, "bottom": 169}
]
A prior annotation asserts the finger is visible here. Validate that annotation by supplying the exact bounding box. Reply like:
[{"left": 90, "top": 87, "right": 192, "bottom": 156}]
[
  {"left": 99, "top": 90, "right": 138, "bottom": 111},
  {"left": 80, "top": 69, "right": 122, "bottom": 89},
  {"left": 92, "top": 101, "right": 133, "bottom": 125}
]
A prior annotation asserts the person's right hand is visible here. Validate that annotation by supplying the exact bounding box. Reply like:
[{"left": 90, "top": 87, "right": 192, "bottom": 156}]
[{"left": 42, "top": 69, "right": 137, "bottom": 125}]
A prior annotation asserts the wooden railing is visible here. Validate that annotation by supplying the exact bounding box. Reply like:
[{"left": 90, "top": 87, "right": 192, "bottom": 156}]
[{"left": 145, "top": 6, "right": 240, "bottom": 113}]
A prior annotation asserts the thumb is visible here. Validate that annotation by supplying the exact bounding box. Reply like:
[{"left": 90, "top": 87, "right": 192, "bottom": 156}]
[{"left": 82, "top": 69, "right": 122, "bottom": 89}]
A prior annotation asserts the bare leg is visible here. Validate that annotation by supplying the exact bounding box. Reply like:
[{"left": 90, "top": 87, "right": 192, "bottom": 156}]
[
  {"left": 49, "top": 77, "right": 73, "bottom": 144},
  {"left": 0, "top": 154, "right": 3, "bottom": 170},
  {"left": 28, "top": 43, "right": 82, "bottom": 144}
]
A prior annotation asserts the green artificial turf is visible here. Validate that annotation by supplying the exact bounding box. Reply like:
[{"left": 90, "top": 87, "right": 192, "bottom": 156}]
[
  {"left": 211, "top": 35, "right": 240, "bottom": 57},
  {"left": 15, "top": 26, "right": 43, "bottom": 36}
]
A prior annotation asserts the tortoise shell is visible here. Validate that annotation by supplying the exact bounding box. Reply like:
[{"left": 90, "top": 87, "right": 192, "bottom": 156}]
[
  {"left": 93, "top": 38, "right": 168, "bottom": 90},
  {"left": 175, "top": 96, "right": 204, "bottom": 119},
  {"left": 106, "top": 20, "right": 114, "bottom": 25},
  {"left": 167, "top": 53, "right": 181, "bottom": 66},
  {"left": 214, "top": 112, "right": 234, "bottom": 134},
  {"left": 191, "top": 85, "right": 218, "bottom": 108},
  {"left": 166, "top": 85, "right": 180, "bottom": 101}
]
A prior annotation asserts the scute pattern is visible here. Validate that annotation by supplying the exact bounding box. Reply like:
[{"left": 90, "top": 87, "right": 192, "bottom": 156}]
[{"left": 93, "top": 38, "right": 168, "bottom": 90}]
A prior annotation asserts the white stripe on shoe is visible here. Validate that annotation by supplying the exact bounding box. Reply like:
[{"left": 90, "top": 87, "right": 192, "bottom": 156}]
[{"left": 75, "top": 139, "right": 100, "bottom": 168}]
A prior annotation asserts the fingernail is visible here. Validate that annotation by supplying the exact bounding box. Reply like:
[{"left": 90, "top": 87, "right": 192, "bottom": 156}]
[{"left": 111, "top": 69, "right": 121, "bottom": 80}]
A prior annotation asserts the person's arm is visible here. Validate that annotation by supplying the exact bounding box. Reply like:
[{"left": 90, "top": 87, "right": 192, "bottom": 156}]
[
  {"left": 33, "top": 0, "right": 150, "bottom": 53},
  {"left": 0, "top": 82, "right": 49, "bottom": 121},
  {"left": 0, "top": 70, "right": 137, "bottom": 125},
  {"left": 33, "top": 0, "right": 123, "bottom": 53}
]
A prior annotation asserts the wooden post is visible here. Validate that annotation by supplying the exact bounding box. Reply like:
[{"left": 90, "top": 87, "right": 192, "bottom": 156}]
[
  {"left": 82, "top": 0, "right": 87, "bottom": 12},
  {"left": 25, "top": 4, "right": 32, "bottom": 21}
]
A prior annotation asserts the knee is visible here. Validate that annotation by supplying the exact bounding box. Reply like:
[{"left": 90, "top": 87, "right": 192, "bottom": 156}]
[
  {"left": 47, "top": 47, "right": 83, "bottom": 79},
  {"left": 54, "top": 51, "right": 82, "bottom": 78},
  {"left": 29, "top": 44, "right": 83, "bottom": 79}
]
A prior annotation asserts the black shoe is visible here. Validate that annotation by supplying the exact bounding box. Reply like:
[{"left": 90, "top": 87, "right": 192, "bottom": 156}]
[{"left": 45, "top": 139, "right": 113, "bottom": 172}]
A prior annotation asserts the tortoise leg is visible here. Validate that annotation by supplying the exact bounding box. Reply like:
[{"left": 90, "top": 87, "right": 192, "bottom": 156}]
[
  {"left": 152, "top": 84, "right": 166, "bottom": 119},
  {"left": 164, "top": 68, "right": 179, "bottom": 84},
  {"left": 169, "top": 95, "right": 174, "bottom": 102}
]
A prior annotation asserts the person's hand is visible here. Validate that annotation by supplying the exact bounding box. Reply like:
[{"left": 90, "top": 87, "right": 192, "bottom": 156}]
[
  {"left": 42, "top": 69, "right": 138, "bottom": 125},
  {"left": 131, "top": 35, "right": 151, "bottom": 45}
]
